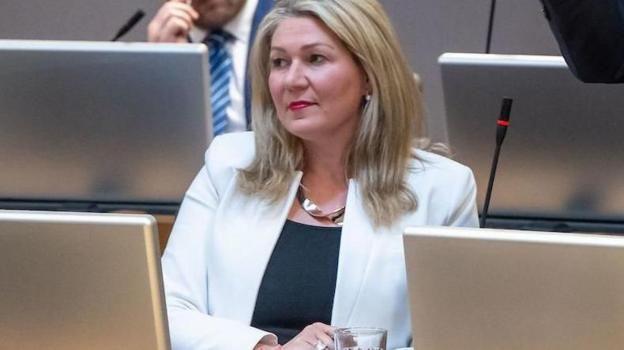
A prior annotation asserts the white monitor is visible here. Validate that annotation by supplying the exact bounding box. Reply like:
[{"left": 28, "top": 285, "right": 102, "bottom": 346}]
[
  {"left": 404, "top": 226, "right": 624, "bottom": 350},
  {"left": 0, "top": 210, "right": 170, "bottom": 350},
  {"left": 440, "top": 53, "right": 624, "bottom": 228},
  {"left": 0, "top": 40, "right": 210, "bottom": 212}
]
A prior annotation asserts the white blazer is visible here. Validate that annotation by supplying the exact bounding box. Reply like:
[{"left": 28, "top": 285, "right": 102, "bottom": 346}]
[{"left": 162, "top": 132, "right": 479, "bottom": 350}]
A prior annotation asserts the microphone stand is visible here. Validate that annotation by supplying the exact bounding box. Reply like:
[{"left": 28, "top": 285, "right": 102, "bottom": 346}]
[
  {"left": 480, "top": 97, "right": 513, "bottom": 228},
  {"left": 485, "top": 0, "right": 497, "bottom": 53}
]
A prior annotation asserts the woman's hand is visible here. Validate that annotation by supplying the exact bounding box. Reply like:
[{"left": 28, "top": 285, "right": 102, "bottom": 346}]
[{"left": 282, "top": 322, "right": 335, "bottom": 350}]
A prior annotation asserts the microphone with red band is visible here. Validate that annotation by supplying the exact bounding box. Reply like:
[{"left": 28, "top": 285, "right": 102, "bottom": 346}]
[
  {"left": 495, "top": 97, "right": 513, "bottom": 145},
  {"left": 480, "top": 97, "right": 513, "bottom": 228},
  {"left": 497, "top": 120, "right": 509, "bottom": 126}
]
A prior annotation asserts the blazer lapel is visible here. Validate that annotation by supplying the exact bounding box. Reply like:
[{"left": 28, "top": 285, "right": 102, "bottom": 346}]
[{"left": 331, "top": 180, "right": 376, "bottom": 327}]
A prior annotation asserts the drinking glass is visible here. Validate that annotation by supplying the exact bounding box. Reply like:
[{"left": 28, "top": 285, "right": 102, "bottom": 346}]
[{"left": 334, "top": 327, "right": 387, "bottom": 350}]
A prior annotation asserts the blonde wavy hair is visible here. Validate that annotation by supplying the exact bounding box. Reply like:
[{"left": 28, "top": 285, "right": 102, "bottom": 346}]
[{"left": 238, "top": 0, "right": 426, "bottom": 227}]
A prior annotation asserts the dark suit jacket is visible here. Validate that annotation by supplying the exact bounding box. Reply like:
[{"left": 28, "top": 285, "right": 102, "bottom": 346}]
[{"left": 542, "top": 0, "right": 624, "bottom": 83}]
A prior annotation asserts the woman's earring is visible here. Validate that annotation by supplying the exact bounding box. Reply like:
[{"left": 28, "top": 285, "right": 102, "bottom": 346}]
[{"left": 362, "top": 94, "right": 372, "bottom": 108}]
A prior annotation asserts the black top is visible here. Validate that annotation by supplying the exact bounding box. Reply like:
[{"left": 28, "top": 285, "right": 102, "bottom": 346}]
[{"left": 250, "top": 220, "right": 342, "bottom": 344}]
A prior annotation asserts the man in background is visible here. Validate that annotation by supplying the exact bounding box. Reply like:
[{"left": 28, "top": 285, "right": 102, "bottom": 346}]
[
  {"left": 148, "top": 0, "right": 273, "bottom": 134},
  {"left": 541, "top": 0, "right": 624, "bottom": 83}
]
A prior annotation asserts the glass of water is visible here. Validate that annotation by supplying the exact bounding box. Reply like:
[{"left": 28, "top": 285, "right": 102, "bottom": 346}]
[{"left": 334, "top": 327, "right": 387, "bottom": 350}]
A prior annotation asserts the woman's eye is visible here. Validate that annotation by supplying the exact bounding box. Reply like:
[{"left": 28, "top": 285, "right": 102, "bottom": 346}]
[
  {"left": 270, "top": 58, "right": 287, "bottom": 68},
  {"left": 310, "top": 54, "right": 326, "bottom": 64}
]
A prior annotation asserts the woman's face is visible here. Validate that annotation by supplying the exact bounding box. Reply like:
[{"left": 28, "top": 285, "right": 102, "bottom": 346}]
[{"left": 268, "top": 16, "right": 368, "bottom": 142}]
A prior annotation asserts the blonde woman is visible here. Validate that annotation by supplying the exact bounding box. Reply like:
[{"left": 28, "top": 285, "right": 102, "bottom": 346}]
[{"left": 162, "top": 0, "right": 478, "bottom": 349}]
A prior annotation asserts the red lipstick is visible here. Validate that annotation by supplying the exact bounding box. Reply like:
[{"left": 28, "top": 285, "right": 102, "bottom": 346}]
[{"left": 288, "top": 101, "right": 314, "bottom": 111}]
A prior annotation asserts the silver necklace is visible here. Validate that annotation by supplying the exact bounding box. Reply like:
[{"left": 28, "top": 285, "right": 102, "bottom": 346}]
[{"left": 296, "top": 184, "right": 345, "bottom": 226}]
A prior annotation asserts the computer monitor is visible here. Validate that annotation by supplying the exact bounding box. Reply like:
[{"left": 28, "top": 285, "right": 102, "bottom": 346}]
[
  {"left": 440, "top": 53, "right": 624, "bottom": 229},
  {"left": 404, "top": 226, "right": 624, "bottom": 350},
  {"left": 0, "top": 40, "right": 210, "bottom": 213},
  {"left": 0, "top": 210, "right": 170, "bottom": 350}
]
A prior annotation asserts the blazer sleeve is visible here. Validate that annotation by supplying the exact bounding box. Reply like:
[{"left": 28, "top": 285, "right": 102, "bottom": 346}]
[
  {"left": 541, "top": 0, "right": 624, "bottom": 83},
  {"left": 161, "top": 143, "right": 276, "bottom": 349},
  {"left": 445, "top": 166, "right": 479, "bottom": 227}
]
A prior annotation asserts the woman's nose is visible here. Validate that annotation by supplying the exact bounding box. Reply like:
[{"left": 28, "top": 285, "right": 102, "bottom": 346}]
[{"left": 284, "top": 62, "right": 308, "bottom": 90}]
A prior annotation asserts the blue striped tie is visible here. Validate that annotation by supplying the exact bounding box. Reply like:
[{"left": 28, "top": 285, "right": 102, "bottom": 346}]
[{"left": 206, "top": 30, "right": 233, "bottom": 136}]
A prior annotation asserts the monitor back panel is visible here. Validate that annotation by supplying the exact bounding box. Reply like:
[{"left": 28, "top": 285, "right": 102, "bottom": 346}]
[
  {"left": 404, "top": 226, "right": 624, "bottom": 350},
  {"left": 440, "top": 53, "right": 624, "bottom": 223},
  {"left": 0, "top": 210, "right": 170, "bottom": 350},
  {"left": 0, "top": 40, "right": 210, "bottom": 207}
]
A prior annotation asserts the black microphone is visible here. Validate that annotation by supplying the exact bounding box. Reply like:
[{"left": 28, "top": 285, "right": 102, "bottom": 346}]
[
  {"left": 480, "top": 97, "right": 513, "bottom": 228},
  {"left": 111, "top": 9, "right": 145, "bottom": 42}
]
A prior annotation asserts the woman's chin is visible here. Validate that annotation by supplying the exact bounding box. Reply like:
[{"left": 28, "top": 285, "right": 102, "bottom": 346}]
[{"left": 282, "top": 120, "right": 327, "bottom": 139}]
